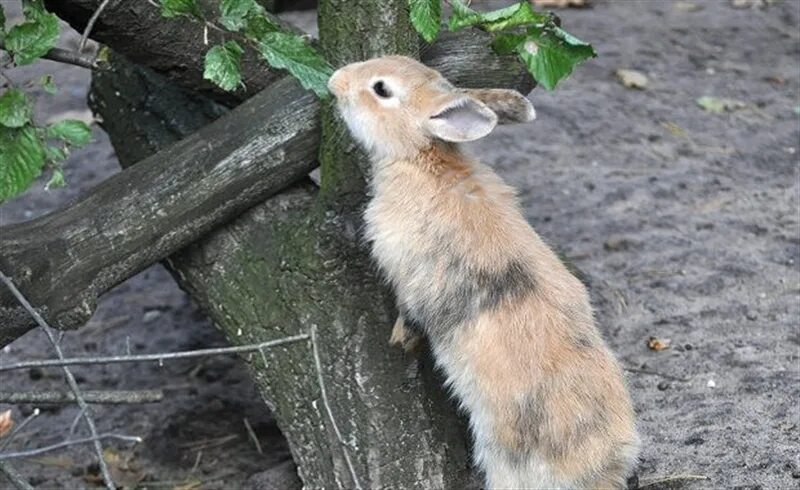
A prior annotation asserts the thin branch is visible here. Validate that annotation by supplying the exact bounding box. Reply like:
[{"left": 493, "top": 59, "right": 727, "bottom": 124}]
[
  {"left": 242, "top": 418, "right": 262, "bottom": 454},
  {"left": 0, "top": 409, "right": 39, "bottom": 452},
  {"left": 0, "top": 433, "right": 142, "bottom": 461},
  {"left": 310, "top": 325, "right": 362, "bottom": 490},
  {"left": 0, "top": 460, "right": 34, "bottom": 490},
  {"left": 0, "top": 271, "right": 116, "bottom": 490},
  {"left": 0, "top": 334, "right": 310, "bottom": 372},
  {"left": 68, "top": 407, "right": 86, "bottom": 437},
  {"left": 79, "top": 0, "right": 112, "bottom": 51},
  {"left": 0, "top": 42, "right": 98, "bottom": 70},
  {"left": 0, "top": 390, "right": 164, "bottom": 405}
]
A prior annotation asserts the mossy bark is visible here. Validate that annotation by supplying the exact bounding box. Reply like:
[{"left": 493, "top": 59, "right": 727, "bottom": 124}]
[
  {"left": 92, "top": 51, "right": 476, "bottom": 488},
  {"left": 317, "top": 0, "right": 417, "bottom": 205}
]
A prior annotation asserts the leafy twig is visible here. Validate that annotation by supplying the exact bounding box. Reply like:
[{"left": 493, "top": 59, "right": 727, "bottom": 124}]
[
  {"left": 0, "top": 44, "right": 99, "bottom": 70},
  {"left": 0, "top": 333, "right": 310, "bottom": 372},
  {"left": 0, "top": 271, "right": 116, "bottom": 490},
  {"left": 0, "top": 390, "right": 164, "bottom": 405}
]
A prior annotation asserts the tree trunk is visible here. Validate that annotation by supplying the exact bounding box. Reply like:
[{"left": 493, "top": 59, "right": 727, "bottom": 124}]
[
  {"left": 91, "top": 55, "right": 478, "bottom": 489},
  {"left": 1, "top": 2, "right": 537, "bottom": 486}
]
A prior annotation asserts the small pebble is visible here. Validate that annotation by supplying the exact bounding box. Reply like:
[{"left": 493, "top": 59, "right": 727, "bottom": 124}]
[
  {"left": 657, "top": 381, "right": 670, "bottom": 391},
  {"left": 707, "top": 379, "right": 716, "bottom": 388},
  {"left": 143, "top": 310, "right": 161, "bottom": 323}
]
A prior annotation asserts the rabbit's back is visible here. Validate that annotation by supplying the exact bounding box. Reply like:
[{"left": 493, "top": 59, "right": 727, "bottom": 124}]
[{"left": 365, "top": 146, "right": 639, "bottom": 488}]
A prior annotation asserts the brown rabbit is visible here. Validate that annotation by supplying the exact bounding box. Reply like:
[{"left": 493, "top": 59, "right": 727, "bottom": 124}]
[{"left": 328, "top": 56, "right": 639, "bottom": 489}]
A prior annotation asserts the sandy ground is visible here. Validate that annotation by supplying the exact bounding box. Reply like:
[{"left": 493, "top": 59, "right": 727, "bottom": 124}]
[{"left": 1, "top": 0, "right": 799, "bottom": 488}]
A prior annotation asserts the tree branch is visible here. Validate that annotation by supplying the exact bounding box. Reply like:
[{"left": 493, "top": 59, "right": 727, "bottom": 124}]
[
  {"left": 44, "top": 0, "right": 533, "bottom": 106},
  {"left": 0, "top": 24, "right": 532, "bottom": 347},
  {"left": 0, "top": 44, "right": 100, "bottom": 70},
  {"left": 0, "top": 73, "right": 319, "bottom": 346}
]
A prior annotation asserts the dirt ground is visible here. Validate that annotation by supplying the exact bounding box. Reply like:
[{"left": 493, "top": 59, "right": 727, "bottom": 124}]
[{"left": 1, "top": 0, "right": 798, "bottom": 488}]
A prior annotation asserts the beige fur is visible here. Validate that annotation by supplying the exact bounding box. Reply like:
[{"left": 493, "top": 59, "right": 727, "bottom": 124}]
[{"left": 329, "top": 56, "right": 640, "bottom": 489}]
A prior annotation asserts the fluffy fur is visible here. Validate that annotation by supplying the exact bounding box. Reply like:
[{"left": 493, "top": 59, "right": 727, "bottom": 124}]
[{"left": 328, "top": 56, "right": 640, "bottom": 489}]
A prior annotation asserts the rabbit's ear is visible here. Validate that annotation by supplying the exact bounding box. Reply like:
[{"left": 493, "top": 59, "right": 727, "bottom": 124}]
[
  {"left": 425, "top": 96, "right": 498, "bottom": 142},
  {"left": 460, "top": 89, "right": 535, "bottom": 125}
]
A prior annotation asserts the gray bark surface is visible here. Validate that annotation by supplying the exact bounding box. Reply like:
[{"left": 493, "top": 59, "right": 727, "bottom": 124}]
[
  {"left": 0, "top": 30, "right": 531, "bottom": 348},
  {"left": 91, "top": 53, "right": 478, "bottom": 488},
  {"left": 0, "top": 59, "right": 319, "bottom": 346}
]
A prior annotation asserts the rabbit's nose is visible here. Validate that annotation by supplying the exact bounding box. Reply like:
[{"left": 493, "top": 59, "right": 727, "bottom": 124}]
[{"left": 328, "top": 69, "right": 347, "bottom": 97}]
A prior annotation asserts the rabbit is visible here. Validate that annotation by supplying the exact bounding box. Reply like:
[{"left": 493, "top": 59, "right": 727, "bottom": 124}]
[{"left": 328, "top": 55, "right": 640, "bottom": 489}]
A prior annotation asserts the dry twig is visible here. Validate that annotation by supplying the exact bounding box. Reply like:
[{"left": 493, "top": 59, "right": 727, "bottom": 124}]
[
  {"left": 0, "top": 409, "right": 39, "bottom": 452},
  {"left": 243, "top": 418, "right": 262, "bottom": 454},
  {"left": 0, "top": 334, "right": 310, "bottom": 372},
  {"left": 624, "top": 366, "right": 691, "bottom": 382},
  {"left": 0, "top": 271, "right": 116, "bottom": 489},
  {"left": 310, "top": 325, "right": 362, "bottom": 490},
  {"left": 0, "top": 390, "right": 164, "bottom": 405},
  {"left": 0, "top": 433, "right": 142, "bottom": 461},
  {"left": 0, "top": 460, "right": 34, "bottom": 490},
  {"left": 638, "top": 474, "right": 710, "bottom": 487},
  {"left": 79, "top": 0, "right": 112, "bottom": 51}
]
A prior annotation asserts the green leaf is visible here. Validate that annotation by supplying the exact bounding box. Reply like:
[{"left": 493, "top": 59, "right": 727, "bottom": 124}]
[
  {"left": 516, "top": 26, "right": 596, "bottom": 90},
  {"left": 45, "top": 166, "right": 65, "bottom": 190},
  {"left": 257, "top": 32, "right": 333, "bottom": 97},
  {"left": 409, "top": 0, "right": 441, "bottom": 43},
  {"left": 220, "top": 0, "right": 255, "bottom": 31},
  {"left": 44, "top": 143, "right": 68, "bottom": 163},
  {"left": 40, "top": 74, "right": 57, "bottom": 94},
  {"left": 47, "top": 119, "right": 92, "bottom": 147},
  {"left": 0, "top": 89, "right": 33, "bottom": 128},
  {"left": 447, "top": 0, "right": 477, "bottom": 29},
  {"left": 4, "top": 9, "right": 59, "bottom": 65},
  {"left": 0, "top": 126, "right": 47, "bottom": 201},
  {"left": 242, "top": 7, "right": 278, "bottom": 40},
  {"left": 203, "top": 41, "right": 244, "bottom": 91},
  {"left": 449, "top": 1, "right": 547, "bottom": 32},
  {"left": 159, "top": 0, "right": 202, "bottom": 19},
  {"left": 491, "top": 32, "right": 526, "bottom": 55}
]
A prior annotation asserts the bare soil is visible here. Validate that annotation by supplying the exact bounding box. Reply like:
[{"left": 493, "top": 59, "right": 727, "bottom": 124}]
[{"left": 1, "top": 0, "right": 798, "bottom": 489}]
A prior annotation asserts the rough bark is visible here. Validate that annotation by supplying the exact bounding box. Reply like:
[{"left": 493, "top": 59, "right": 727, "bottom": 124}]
[
  {"left": 0, "top": 27, "right": 531, "bottom": 348},
  {"left": 2, "top": 2, "right": 534, "bottom": 485},
  {"left": 90, "top": 52, "right": 477, "bottom": 488},
  {"left": 0, "top": 56, "right": 319, "bottom": 346}
]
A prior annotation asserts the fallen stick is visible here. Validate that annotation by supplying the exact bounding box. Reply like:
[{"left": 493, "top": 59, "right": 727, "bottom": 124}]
[
  {"left": 638, "top": 474, "right": 710, "bottom": 488},
  {"left": 0, "top": 390, "right": 164, "bottom": 405}
]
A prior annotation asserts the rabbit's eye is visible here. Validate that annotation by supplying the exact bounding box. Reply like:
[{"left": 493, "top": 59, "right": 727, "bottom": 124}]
[{"left": 372, "top": 80, "right": 392, "bottom": 99}]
